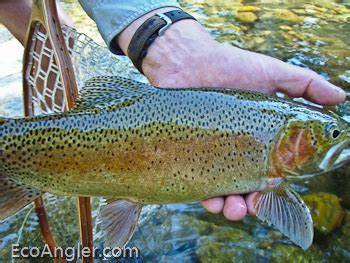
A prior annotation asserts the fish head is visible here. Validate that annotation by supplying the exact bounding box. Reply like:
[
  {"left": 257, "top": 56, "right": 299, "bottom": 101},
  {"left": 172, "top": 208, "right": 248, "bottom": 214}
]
[{"left": 270, "top": 111, "right": 350, "bottom": 179}]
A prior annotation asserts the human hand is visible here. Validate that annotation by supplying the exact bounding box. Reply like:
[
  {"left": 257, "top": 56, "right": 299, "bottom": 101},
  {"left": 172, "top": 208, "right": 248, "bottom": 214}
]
[
  {"left": 116, "top": 9, "right": 346, "bottom": 221},
  {"left": 140, "top": 20, "right": 345, "bottom": 106}
]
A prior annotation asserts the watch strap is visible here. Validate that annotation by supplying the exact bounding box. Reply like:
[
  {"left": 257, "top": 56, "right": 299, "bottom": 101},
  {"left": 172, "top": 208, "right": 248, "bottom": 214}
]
[{"left": 127, "top": 10, "right": 196, "bottom": 74}]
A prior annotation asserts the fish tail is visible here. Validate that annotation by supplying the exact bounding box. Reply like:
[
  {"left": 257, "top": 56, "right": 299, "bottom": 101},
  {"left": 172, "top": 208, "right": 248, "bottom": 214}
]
[
  {"left": 0, "top": 117, "right": 43, "bottom": 220},
  {"left": 0, "top": 174, "right": 43, "bottom": 221}
]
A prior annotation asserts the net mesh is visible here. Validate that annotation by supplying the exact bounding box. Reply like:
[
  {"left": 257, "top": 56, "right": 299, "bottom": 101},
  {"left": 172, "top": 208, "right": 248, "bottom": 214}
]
[
  {"left": 25, "top": 24, "right": 66, "bottom": 113},
  {"left": 24, "top": 23, "right": 144, "bottom": 115}
]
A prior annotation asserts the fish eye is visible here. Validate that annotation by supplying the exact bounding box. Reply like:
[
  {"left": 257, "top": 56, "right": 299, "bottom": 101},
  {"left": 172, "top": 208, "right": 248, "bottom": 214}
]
[
  {"left": 325, "top": 123, "right": 342, "bottom": 139},
  {"left": 332, "top": 129, "right": 341, "bottom": 139}
]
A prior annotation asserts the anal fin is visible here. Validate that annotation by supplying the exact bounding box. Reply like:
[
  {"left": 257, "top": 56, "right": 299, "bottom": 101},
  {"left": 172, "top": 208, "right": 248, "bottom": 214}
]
[
  {"left": 101, "top": 199, "right": 142, "bottom": 247},
  {"left": 254, "top": 184, "right": 313, "bottom": 250},
  {"left": 0, "top": 177, "right": 42, "bottom": 221}
]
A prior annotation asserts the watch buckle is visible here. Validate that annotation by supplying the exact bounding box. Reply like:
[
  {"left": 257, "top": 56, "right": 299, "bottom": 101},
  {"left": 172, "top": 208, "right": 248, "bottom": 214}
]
[{"left": 156, "top": 13, "right": 173, "bottom": 36}]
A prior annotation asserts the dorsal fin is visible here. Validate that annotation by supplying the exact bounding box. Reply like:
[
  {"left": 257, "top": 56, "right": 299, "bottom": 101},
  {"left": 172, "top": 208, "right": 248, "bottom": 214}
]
[{"left": 73, "top": 76, "right": 157, "bottom": 112}]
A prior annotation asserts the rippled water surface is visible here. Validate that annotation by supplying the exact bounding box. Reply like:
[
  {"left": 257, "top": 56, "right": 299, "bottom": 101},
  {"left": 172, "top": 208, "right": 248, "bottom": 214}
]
[{"left": 0, "top": 0, "right": 350, "bottom": 262}]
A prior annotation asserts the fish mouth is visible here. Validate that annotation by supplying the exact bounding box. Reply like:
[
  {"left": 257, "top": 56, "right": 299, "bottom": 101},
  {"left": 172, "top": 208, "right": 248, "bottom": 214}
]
[
  {"left": 285, "top": 140, "right": 350, "bottom": 180},
  {"left": 319, "top": 140, "right": 350, "bottom": 170},
  {"left": 334, "top": 148, "right": 350, "bottom": 167}
]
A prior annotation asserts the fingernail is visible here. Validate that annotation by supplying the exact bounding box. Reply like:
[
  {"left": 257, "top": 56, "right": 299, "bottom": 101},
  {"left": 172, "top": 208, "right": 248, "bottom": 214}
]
[{"left": 332, "top": 84, "right": 346, "bottom": 96}]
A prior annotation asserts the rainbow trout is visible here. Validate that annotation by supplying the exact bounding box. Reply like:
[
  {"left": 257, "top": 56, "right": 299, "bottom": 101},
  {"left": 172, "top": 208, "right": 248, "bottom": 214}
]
[{"left": 1, "top": 76, "right": 349, "bottom": 250}]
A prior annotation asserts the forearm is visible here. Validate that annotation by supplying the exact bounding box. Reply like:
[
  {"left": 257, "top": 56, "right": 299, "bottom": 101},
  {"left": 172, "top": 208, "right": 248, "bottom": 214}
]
[
  {"left": 0, "top": 0, "right": 32, "bottom": 45},
  {"left": 116, "top": 6, "right": 181, "bottom": 54},
  {"left": 0, "top": 0, "right": 73, "bottom": 46},
  {"left": 78, "top": 0, "right": 180, "bottom": 54}
]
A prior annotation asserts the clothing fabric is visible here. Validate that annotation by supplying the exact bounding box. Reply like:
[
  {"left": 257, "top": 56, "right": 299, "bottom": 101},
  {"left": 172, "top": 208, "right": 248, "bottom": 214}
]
[{"left": 78, "top": 0, "right": 180, "bottom": 54}]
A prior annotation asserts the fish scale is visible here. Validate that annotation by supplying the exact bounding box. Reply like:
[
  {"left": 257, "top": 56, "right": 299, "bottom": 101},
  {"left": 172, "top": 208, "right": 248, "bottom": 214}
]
[{"left": 0, "top": 76, "right": 349, "bottom": 250}]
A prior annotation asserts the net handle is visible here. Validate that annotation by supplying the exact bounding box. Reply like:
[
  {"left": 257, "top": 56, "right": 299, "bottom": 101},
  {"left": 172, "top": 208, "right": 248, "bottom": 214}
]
[{"left": 22, "top": 1, "right": 93, "bottom": 262}]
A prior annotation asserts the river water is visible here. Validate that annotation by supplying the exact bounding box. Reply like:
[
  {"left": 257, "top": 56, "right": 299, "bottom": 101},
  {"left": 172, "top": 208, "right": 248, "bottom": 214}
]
[{"left": 0, "top": 0, "right": 349, "bottom": 262}]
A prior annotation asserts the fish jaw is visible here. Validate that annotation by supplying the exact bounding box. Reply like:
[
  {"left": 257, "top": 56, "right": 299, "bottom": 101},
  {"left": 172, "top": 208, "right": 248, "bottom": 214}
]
[
  {"left": 318, "top": 140, "right": 350, "bottom": 171},
  {"left": 334, "top": 148, "right": 350, "bottom": 167}
]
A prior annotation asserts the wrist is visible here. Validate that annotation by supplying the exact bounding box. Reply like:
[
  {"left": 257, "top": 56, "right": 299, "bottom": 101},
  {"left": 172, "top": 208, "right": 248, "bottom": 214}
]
[
  {"left": 141, "top": 19, "right": 219, "bottom": 87},
  {"left": 116, "top": 7, "right": 180, "bottom": 55},
  {"left": 116, "top": 8, "right": 220, "bottom": 87}
]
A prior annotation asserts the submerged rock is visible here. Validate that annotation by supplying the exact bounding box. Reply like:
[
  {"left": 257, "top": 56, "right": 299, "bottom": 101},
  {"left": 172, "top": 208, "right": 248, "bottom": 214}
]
[
  {"left": 204, "top": 0, "right": 243, "bottom": 7},
  {"left": 235, "top": 12, "right": 258, "bottom": 23},
  {"left": 260, "top": 9, "right": 303, "bottom": 24},
  {"left": 232, "top": 6, "right": 261, "bottom": 12},
  {"left": 185, "top": 210, "right": 326, "bottom": 262},
  {"left": 308, "top": 165, "right": 350, "bottom": 209},
  {"left": 324, "top": 210, "right": 350, "bottom": 261},
  {"left": 340, "top": 70, "right": 350, "bottom": 84},
  {"left": 268, "top": 243, "right": 323, "bottom": 262},
  {"left": 197, "top": 239, "right": 256, "bottom": 263},
  {"left": 303, "top": 192, "right": 344, "bottom": 234},
  {"left": 206, "top": 16, "right": 227, "bottom": 24},
  {"left": 196, "top": 226, "right": 258, "bottom": 262},
  {"left": 332, "top": 167, "right": 350, "bottom": 209},
  {"left": 279, "top": 25, "right": 293, "bottom": 31},
  {"left": 302, "top": 4, "right": 328, "bottom": 13}
]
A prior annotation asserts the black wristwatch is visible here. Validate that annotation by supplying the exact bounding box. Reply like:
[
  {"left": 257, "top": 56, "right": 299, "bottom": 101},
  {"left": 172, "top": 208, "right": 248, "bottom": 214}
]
[{"left": 127, "top": 10, "right": 197, "bottom": 74}]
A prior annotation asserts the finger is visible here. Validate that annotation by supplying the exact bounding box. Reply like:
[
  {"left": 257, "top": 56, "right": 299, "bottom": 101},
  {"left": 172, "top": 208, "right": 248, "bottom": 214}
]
[
  {"left": 272, "top": 62, "right": 346, "bottom": 106},
  {"left": 201, "top": 197, "right": 225, "bottom": 214},
  {"left": 301, "top": 77, "right": 346, "bottom": 106},
  {"left": 245, "top": 192, "right": 259, "bottom": 216},
  {"left": 223, "top": 195, "right": 247, "bottom": 221}
]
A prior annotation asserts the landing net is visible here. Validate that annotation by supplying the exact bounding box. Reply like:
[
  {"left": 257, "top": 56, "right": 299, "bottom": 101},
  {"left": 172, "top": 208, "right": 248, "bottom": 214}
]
[{"left": 24, "top": 24, "right": 143, "bottom": 115}]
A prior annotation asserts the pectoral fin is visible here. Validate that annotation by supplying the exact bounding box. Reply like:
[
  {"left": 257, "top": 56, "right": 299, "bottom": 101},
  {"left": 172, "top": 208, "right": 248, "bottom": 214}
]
[
  {"left": 254, "top": 184, "right": 313, "bottom": 250},
  {"left": 101, "top": 199, "right": 142, "bottom": 247}
]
